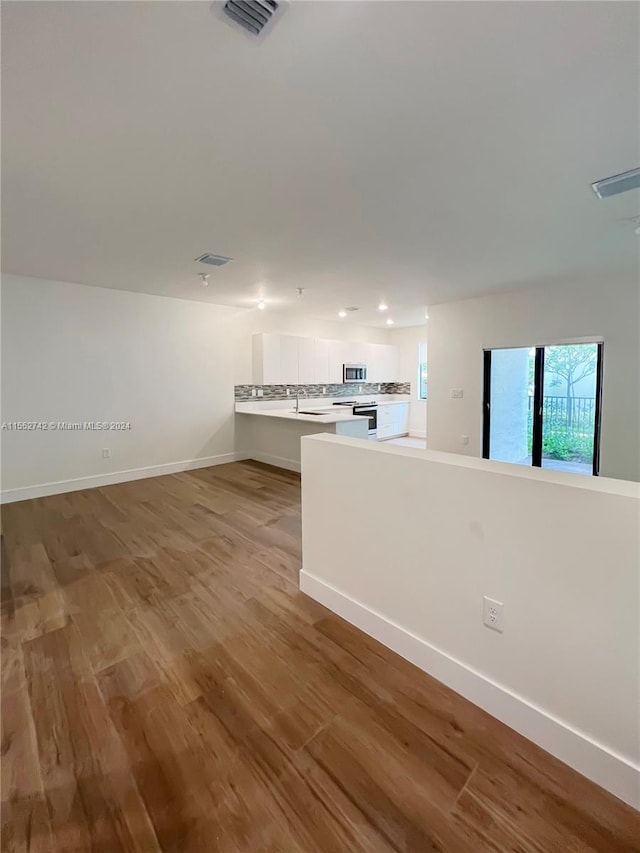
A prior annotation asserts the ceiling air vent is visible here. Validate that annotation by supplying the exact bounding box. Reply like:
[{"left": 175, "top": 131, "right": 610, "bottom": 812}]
[
  {"left": 223, "top": 0, "right": 279, "bottom": 36},
  {"left": 194, "top": 253, "right": 233, "bottom": 267},
  {"left": 591, "top": 167, "right": 640, "bottom": 199}
]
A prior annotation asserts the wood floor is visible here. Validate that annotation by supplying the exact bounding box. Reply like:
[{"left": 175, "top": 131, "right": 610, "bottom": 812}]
[{"left": 1, "top": 461, "right": 638, "bottom": 852}]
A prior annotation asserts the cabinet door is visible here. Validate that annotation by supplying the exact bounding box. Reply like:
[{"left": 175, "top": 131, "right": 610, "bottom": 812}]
[
  {"left": 279, "top": 335, "right": 300, "bottom": 385},
  {"left": 313, "top": 338, "right": 331, "bottom": 384},
  {"left": 328, "top": 340, "right": 346, "bottom": 384},
  {"left": 394, "top": 403, "right": 409, "bottom": 435},
  {"left": 298, "top": 337, "right": 315, "bottom": 385},
  {"left": 378, "top": 345, "right": 400, "bottom": 382},
  {"left": 257, "top": 334, "right": 282, "bottom": 384},
  {"left": 346, "top": 341, "right": 365, "bottom": 365},
  {"left": 377, "top": 407, "right": 394, "bottom": 439},
  {"left": 364, "top": 343, "right": 382, "bottom": 382}
]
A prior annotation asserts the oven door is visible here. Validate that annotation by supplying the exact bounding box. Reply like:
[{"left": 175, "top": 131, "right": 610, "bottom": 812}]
[{"left": 354, "top": 406, "right": 377, "bottom": 436}]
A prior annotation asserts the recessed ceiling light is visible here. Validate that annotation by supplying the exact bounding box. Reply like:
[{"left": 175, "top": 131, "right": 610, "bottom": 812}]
[
  {"left": 425, "top": 308, "right": 430, "bottom": 320},
  {"left": 386, "top": 318, "right": 394, "bottom": 326},
  {"left": 378, "top": 302, "right": 388, "bottom": 312},
  {"left": 591, "top": 167, "right": 640, "bottom": 199},
  {"left": 338, "top": 310, "right": 347, "bottom": 318},
  {"left": 257, "top": 299, "right": 266, "bottom": 310}
]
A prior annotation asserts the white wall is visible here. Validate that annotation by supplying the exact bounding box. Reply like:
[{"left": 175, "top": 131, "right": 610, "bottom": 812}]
[
  {"left": 426, "top": 274, "right": 640, "bottom": 481},
  {"left": 0, "top": 275, "right": 393, "bottom": 498},
  {"left": 0, "top": 275, "right": 244, "bottom": 497},
  {"left": 388, "top": 324, "right": 427, "bottom": 437},
  {"left": 300, "top": 433, "right": 640, "bottom": 807}
]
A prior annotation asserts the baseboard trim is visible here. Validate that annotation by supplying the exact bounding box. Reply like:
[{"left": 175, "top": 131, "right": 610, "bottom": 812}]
[
  {"left": 409, "top": 430, "right": 427, "bottom": 439},
  {"left": 0, "top": 452, "right": 248, "bottom": 503},
  {"left": 249, "top": 452, "right": 300, "bottom": 473},
  {"left": 299, "top": 569, "right": 640, "bottom": 810}
]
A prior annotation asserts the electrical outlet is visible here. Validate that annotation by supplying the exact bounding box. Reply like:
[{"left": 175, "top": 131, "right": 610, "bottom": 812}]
[
  {"left": 251, "top": 389, "right": 257, "bottom": 397},
  {"left": 257, "top": 389, "right": 264, "bottom": 397},
  {"left": 322, "top": 387, "right": 327, "bottom": 394},
  {"left": 102, "top": 448, "right": 111, "bottom": 459},
  {"left": 451, "top": 388, "right": 464, "bottom": 398},
  {"left": 461, "top": 434, "right": 469, "bottom": 445},
  {"left": 483, "top": 596, "right": 504, "bottom": 632}
]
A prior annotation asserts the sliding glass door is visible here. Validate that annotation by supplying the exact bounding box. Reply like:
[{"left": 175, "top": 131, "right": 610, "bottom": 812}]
[{"left": 483, "top": 343, "right": 603, "bottom": 476}]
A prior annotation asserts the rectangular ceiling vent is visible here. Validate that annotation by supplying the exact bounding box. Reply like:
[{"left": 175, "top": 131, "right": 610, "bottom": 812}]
[
  {"left": 591, "top": 167, "right": 640, "bottom": 199},
  {"left": 194, "top": 253, "right": 233, "bottom": 267},
  {"left": 223, "top": 0, "right": 279, "bottom": 36}
]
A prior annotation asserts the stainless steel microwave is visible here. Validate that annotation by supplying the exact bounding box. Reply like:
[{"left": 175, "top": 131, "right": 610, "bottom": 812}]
[{"left": 343, "top": 363, "right": 367, "bottom": 383}]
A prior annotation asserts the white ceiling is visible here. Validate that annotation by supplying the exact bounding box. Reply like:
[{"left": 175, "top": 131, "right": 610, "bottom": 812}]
[{"left": 2, "top": 1, "right": 639, "bottom": 328}]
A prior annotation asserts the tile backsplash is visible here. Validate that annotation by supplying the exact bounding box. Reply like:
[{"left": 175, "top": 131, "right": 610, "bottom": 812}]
[{"left": 234, "top": 382, "right": 411, "bottom": 401}]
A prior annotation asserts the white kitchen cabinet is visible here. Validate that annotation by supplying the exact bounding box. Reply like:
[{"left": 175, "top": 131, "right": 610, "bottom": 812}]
[
  {"left": 394, "top": 402, "right": 409, "bottom": 435},
  {"left": 376, "top": 405, "right": 395, "bottom": 439},
  {"left": 279, "top": 336, "right": 299, "bottom": 385},
  {"left": 346, "top": 341, "right": 365, "bottom": 364},
  {"left": 328, "top": 340, "right": 347, "bottom": 384},
  {"left": 365, "top": 343, "right": 400, "bottom": 383},
  {"left": 253, "top": 333, "right": 400, "bottom": 386},
  {"left": 380, "top": 345, "right": 400, "bottom": 382},
  {"left": 299, "top": 337, "right": 330, "bottom": 384},
  {"left": 364, "top": 343, "right": 382, "bottom": 382},
  {"left": 377, "top": 403, "right": 409, "bottom": 440},
  {"left": 297, "top": 337, "right": 316, "bottom": 384},
  {"left": 253, "top": 333, "right": 281, "bottom": 385},
  {"left": 313, "top": 338, "right": 330, "bottom": 384},
  {"left": 329, "top": 340, "right": 367, "bottom": 383},
  {"left": 253, "top": 333, "right": 300, "bottom": 384}
]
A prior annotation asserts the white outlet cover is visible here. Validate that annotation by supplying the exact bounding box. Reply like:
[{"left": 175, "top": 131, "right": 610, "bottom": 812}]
[
  {"left": 451, "top": 388, "right": 464, "bottom": 398},
  {"left": 483, "top": 596, "right": 504, "bottom": 632}
]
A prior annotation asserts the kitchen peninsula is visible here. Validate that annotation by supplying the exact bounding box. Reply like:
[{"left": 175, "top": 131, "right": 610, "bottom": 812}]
[{"left": 235, "top": 394, "right": 411, "bottom": 471}]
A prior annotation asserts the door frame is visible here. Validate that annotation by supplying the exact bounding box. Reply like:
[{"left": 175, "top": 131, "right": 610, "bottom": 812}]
[{"left": 482, "top": 342, "right": 604, "bottom": 475}]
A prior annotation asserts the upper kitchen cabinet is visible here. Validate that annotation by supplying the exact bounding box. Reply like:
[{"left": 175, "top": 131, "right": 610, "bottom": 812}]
[
  {"left": 253, "top": 333, "right": 399, "bottom": 385},
  {"left": 328, "top": 340, "right": 366, "bottom": 383},
  {"left": 298, "top": 337, "right": 331, "bottom": 384},
  {"left": 253, "top": 333, "right": 332, "bottom": 385},
  {"left": 366, "top": 343, "right": 400, "bottom": 382},
  {"left": 252, "top": 333, "right": 298, "bottom": 385},
  {"left": 312, "top": 338, "right": 331, "bottom": 384}
]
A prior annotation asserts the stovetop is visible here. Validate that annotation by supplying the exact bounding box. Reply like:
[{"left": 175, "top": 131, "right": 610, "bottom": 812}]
[{"left": 333, "top": 401, "right": 377, "bottom": 407}]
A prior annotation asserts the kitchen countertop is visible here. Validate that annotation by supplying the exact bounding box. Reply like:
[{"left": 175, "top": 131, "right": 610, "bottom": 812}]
[
  {"left": 235, "top": 406, "right": 369, "bottom": 425},
  {"left": 235, "top": 396, "right": 410, "bottom": 425}
]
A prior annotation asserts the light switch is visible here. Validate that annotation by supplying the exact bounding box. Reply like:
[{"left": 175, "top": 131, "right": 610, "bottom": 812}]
[{"left": 451, "top": 389, "right": 464, "bottom": 398}]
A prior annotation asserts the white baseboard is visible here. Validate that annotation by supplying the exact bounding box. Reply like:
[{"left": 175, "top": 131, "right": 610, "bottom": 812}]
[
  {"left": 409, "top": 430, "right": 427, "bottom": 439},
  {"left": 249, "top": 452, "right": 301, "bottom": 473},
  {"left": 300, "top": 569, "right": 640, "bottom": 810},
  {"left": 0, "top": 452, "right": 248, "bottom": 504}
]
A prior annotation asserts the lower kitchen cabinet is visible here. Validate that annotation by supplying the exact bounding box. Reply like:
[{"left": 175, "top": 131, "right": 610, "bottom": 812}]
[{"left": 377, "top": 403, "right": 409, "bottom": 440}]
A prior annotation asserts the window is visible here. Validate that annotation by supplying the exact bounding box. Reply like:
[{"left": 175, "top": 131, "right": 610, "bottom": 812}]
[{"left": 418, "top": 342, "right": 427, "bottom": 399}]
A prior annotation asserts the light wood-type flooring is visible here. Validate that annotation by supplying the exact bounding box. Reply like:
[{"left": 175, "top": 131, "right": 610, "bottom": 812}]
[{"left": 1, "top": 460, "right": 639, "bottom": 852}]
